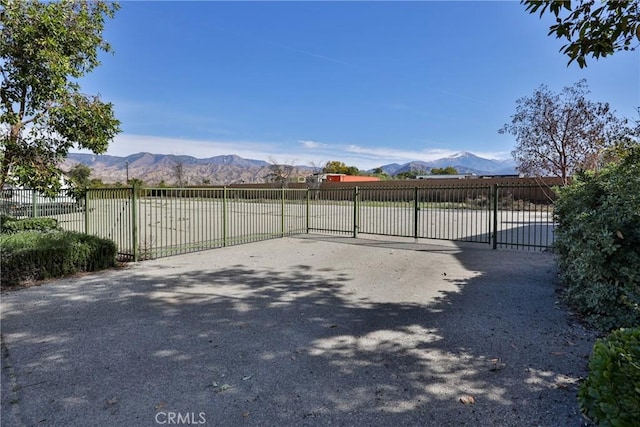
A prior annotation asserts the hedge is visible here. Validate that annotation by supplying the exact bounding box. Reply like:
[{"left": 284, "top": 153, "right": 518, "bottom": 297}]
[
  {"left": 1, "top": 215, "right": 60, "bottom": 234},
  {"left": 0, "top": 231, "right": 117, "bottom": 287},
  {"left": 554, "top": 147, "right": 640, "bottom": 331},
  {"left": 579, "top": 327, "right": 640, "bottom": 426}
]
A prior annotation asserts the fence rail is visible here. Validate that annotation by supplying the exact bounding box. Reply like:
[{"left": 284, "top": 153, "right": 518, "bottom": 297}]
[{"left": 1, "top": 184, "right": 558, "bottom": 260}]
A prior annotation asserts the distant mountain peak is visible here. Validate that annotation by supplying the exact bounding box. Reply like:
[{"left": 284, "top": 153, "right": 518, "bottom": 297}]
[
  {"left": 447, "top": 151, "right": 477, "bottom": 159},
  {"left": 377, "top": 152, "right": 516, "bottom": 176}
]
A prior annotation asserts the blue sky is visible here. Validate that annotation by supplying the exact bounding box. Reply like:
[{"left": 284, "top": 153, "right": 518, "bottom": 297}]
[{"left": 78, "top": 1, "right": 639, "bottom": 169}]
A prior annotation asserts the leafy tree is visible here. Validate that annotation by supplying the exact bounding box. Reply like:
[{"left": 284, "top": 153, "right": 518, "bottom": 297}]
[
  {"left": 67, "top": 163, "right": 91, "bottom": 188},
  {"left": 500, "top": 79, "right": 627, "bottom": 185},
  {"left": 523, "top": 0, "right": 640, "bottom": 68},
  {"left": 88, "top": 178, "right": 104, "bottom": 188},
  {"left": 370, "top": 167, "right": 391, "bottom": 180},
  {"left": 128, "top": 177, "right": 144, "bottom": 188},
  {"left": 601, "top": 108, "right": 640, "bottom": 165},
  {"left": 322, "top": 161, "right": 360, "bottom": 175},
  {"left": 395, "top": 170, "right": 427, "bottom": 179},
  {"left": 431, "top": 166, "right": 459, "bottom": 175},
  {"left": 65, "top": 162, "right": 91, "bottom": 201},
  {"left": 0, "top": 0, "right": 120, "bottom": 194}
]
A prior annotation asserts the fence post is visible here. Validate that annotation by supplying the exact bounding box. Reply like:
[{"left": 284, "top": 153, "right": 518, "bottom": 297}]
[
  {"left": 492, "top": 184, "right": 498, "bottom": 250},
  {"left": 131, "top": 184, "right": 139, "bottom": 262},
  {"left": 281, "top": 187, "right": 285, "bottom": 237},
  {"left": 84, "top": 189, "right": 89, "bottom": 235},
  {"left": 353, "top": 186, "right": 359, "bottom": 238},
  {"left": 305, "top": 189, "right": 310, "bottom": 234},
  {"left": 222, "top": 187, "right": 227, "bottom": 247},
  {"left": 32, "top": 189, "right": 37, "bottom": 218},
  {"left": 414, "top": 187, "right": 419, "bottom": 240}
]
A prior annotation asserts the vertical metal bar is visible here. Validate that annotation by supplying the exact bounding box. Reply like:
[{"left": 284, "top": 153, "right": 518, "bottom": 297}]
[
  {"left": 223, "top": 187, "right": 228, "bottom": 247},
  {"left": 352, "top": 186, "right": 358, "bottom": 238},
  {"left": 84, "top": 190, "right": 89, "bottom": 235},
  {"left": 492, "top": 184, "right": 498, "bottom": 249},
  {"left": 414, "top": 187, "right": 419, "bottom": 240},
  {"left": 281, "top": 187, "right": 285, "bottom": 237},
  {"left": 306, "top": 189, "right": 310, "bottom": 233},
  {"left": 31, "top": 190, "right": 37, "bottom": 218},
  {"left": 132, "top": 185, "right": 139, "bottom": 262}
]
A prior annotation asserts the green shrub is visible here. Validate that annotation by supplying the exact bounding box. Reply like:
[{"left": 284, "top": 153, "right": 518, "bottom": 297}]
[
  {"left": 554, "top": 147, "right": 640, "bottom": 331},
  {"left": 0, "top": 231, "right": 117, "bottom": 287},
  {"left": 0, "top": 215, "right": 60, "bottom": 234},
  {"left": 579, "top": 327, "right": 640, "bottom": 426}
]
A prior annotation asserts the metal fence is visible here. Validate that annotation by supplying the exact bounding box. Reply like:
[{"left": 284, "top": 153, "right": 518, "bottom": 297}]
[{"left": 1, "top": 183, "right": 557, "bottom": 260}]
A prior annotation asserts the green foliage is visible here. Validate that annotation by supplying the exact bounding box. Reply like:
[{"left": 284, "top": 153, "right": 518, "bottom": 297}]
[
  {"left": 0, "top": 0, "right": 121, "bottom": 195},
  {"left": 554, "top": 147, "right": 640, "bottom": 330},
  {"left": 523, "top": 0, "right": 640, "bottom": 68},
  {"left": 128, "top": 178, "right": 145, "bottom": 187},
  {"left": 323, "top": 161, "right": 360, "bottom": 175},
  {"left": 579, "top": 327, "right": 640, "bottom": 426},
  {"left": 0, "top": 215, "right": 60, "bottom": 234},
  {"left": 0, "top": 230, "right": 117, "bottom": 287},
  {"left": 395, "top": 170, "right": 427, "bottom": 179},
  {"left": 66, "top": 163, "right": 92, "bottom": 200},
  {"left": 67, "top": 164, "right": 92, "bottom": 187},
  {"left": 431, "top": 166, "right": 459, "bottom": 175}
]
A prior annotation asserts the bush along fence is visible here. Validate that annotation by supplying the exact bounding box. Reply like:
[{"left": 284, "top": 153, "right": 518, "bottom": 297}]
[{"left": 0, "top": 183, "right": 557, "bottom": 261}]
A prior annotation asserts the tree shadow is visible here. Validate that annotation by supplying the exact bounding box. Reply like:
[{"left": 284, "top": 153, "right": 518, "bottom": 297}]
[{"left": 1, "top": 235, "right": 596, "bottom": 426}]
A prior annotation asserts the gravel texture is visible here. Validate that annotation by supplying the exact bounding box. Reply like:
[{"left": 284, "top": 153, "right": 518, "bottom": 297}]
[{"left": 1, "top": 235, "right": 596, "bottom": 426}]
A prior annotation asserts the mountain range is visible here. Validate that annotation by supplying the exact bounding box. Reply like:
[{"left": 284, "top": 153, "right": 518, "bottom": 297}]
[
  {"left": 62, "top": 151, "right": 517, "bottom": 185},
  {"left": 379, "top": 152, "right": 517, "bottom": 176}
]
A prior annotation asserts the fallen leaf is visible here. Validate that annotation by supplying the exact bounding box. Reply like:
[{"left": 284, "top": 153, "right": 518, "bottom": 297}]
[
  {"left": 106, "top": 397, "right": 118, "bottom": 406},
  {"left": 459, "top": 395, "right": 475, "bottom": 405},
  {"left": 550, "top": 351, "right": 565, "bottom": 356},
  {"left": 616, "top": 230, "right": 624, "bottom": 239},
  {"left": 242, "top": 411, "right": 250, "bottom": 418},
  {"left": 510, "top": 343, "right": 518, "bottom": 350},
  {"left": 216, "top": 384, "right": 232, "bottom": 393},
  {"left": 489, "top": 358, "right": 505, "bottom": 371},
  {"left": 154, "top": 402, "right": 166, "bottom": 410},
  {"left": 242, "top": 375, "right": 252, "bottom": 381}
]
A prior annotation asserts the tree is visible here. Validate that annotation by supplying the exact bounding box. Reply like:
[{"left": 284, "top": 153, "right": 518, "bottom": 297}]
[
  {"left": 67, "top": 163, "right": 92, "bottom": 188},
  {"left": 500, "top": 79, "right": 627, "bottom": 185},
  {"left": 431, "top": 166, "right": 459, "bottom": 175},
  {"left": 265, "top": 157, "right": 295, "bottom": 187},
  {"left": 172, "top": 157, "right": 187, "bottom": 187},
  {"left": 128, "top": 177, "right": 144, "bottom": 188},
  {"left": 523, "top": 0, "right": 640, "bottom": 67},
  {"left": 395, "top": 170, "right": 427, "bottom": 179},
  {"left": 601, "top": 108, "right": 640, "bottom": 165},
  {"left": 322, "top": 160, "right": 360, "bottom": 175},
  {"left": 65, "top": 162, "right": 91, "bottom": 201},
  {"left": 0, "top": 0, "right": 120, "bottom": 194}
]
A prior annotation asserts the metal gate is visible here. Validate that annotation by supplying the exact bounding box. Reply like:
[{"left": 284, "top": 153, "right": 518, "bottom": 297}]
[{"left": 2, "top": 183, "right": 557, "bottom": 261}]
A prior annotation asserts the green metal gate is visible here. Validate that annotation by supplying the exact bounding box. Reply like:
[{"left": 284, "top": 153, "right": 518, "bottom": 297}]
[{"left": 3, "top": 183, "right": 558, "bottom": 261}]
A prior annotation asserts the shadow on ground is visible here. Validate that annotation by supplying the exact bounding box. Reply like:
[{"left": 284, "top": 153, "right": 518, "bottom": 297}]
[{"left": 1, "top": 235, "right": 596, "bottom": 426}]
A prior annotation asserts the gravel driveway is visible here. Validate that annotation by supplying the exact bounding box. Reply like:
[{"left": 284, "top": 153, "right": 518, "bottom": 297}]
[{"left": 1, "top": 235, "right": 596, "bottom": 426}]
